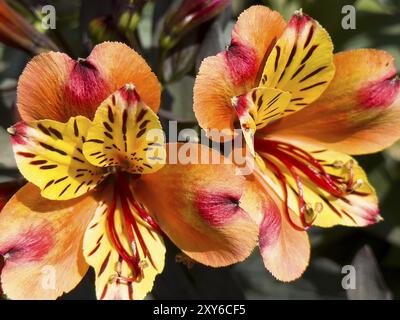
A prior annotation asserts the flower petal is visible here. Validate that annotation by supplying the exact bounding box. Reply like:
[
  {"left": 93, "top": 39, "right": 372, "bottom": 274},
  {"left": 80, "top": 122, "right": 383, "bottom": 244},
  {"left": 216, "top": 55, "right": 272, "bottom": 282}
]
[
  {"left": 232, "top": 6, "right": 286, "bottom": 66},
  {"left": 245, "top": 177, "right": 310, "bottom": 282},
  {"left": 255, "top": 139, "right": 380, "bottom": 227},
  {"left": 88, "top": 42, "right": 161, "bottom": 113},
  {"left": 0, "top": 183, "right": 99, "bottom": 300},
  {"left": 132, "top": 143, "right": 259, "bottom": 267},
  {"left": 266, "top": 49, "right": 400, "bottom": 155},
  {"left": 83, "top": 84, "right": 166, "bottom": 175},
  {"left": 17, "top": 42, "right": 160, "bottom": 122},
  {"left": 259, "top": 198, "right": 310, "bottom": 282},
  {"left": 259, "top": 11, "right": 335, "bottom": 115},
  {"left": 193, "top": 6, "right": 286, "bottom": 137},
  {"left": 17, "top": 51, "right": 74, "bottom": 122},
  {"left": 83, "top": 185, "right": 165, "bottom": 300},
  {"left": 232, "top": 87, "right": 292, "bottom": 155},
  {"left": 9, "top": 116, "right": 106, "bottom": 200}
]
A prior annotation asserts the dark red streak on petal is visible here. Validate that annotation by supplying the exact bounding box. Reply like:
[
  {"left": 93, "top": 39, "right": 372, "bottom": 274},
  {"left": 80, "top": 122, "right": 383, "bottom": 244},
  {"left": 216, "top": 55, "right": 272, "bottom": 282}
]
[
  {"left": 195, "top": 190, "right": 242, "bottom": 227},
  {"left": 259, "top": 202, "right": 281, "bottom": 249},
  {"left": 0, "top": 225, "right": 55, "bottom": 263},
  {"left": 224, "top": 40, "right": 258, "bottom": 87},
  {"left": 358, "top": 73, "right": 400, "bottom": 109},
  {"left": 64, "top": 59, "right": 109, "bottom": 118}
]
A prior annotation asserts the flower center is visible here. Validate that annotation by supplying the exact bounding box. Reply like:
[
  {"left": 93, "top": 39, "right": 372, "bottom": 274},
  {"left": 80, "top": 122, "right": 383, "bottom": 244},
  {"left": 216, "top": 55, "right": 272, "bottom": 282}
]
[
  {"left": 254, "top": 138, "right": 365, "bottom": 230},
  {"left": 106, "top": 172, "right": 162, "bottom": 283}
]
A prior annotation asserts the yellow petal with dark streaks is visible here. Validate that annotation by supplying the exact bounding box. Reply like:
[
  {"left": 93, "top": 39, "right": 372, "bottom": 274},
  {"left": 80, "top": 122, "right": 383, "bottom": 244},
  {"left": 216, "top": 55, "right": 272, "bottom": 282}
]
[
  {"left": 8, "top": 116, "right": 106, "bottom": 200},
  {"left": 83, "top": 84, "right": 166, "bottom": 175},
  {"left": 83, "top": 185, "right": 165, "bottom": 300},
  {"left": 232, "top": 87, "right": 291, "bottom": 155},
  {"left": 256, "top": 140, "right": 380, "bottom": 227},
  {"left": 259, "top": 11, "right": 335, "bottom": 116}
]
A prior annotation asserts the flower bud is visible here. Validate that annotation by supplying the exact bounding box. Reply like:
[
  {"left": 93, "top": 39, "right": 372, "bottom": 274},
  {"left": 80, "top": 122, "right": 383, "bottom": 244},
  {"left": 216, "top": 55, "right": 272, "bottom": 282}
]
[
  {"left": 0, "top": 0, "right": 58, "bottom": 54},
  {"left": 161, "top": 0, "right": 230, "bottom": 50}
]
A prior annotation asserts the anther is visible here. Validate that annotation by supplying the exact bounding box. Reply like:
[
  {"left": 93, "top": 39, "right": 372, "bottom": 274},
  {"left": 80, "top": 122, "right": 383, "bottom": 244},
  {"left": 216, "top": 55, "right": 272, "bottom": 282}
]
[
  {"left": 352, "top": 179, "right": 364, "bottom": 190},
  {"left": 304, "top": 204, "right": 315, "bottom": 225},
  {"left": 139, "top": 260, "right": 149, "bottom": 269},
  {"left": 294, "top": 8, "right": 304, "bottom": 16},
  {"left": 125, "top": 83, "right": 135, "bottom": 91},
  {"left": 231, "top": 96, "right": 239, "bottom": 107},
  {"left": 345, "top": 160, "right": 355, "bottom": 170},
  {"left": 333, "top": 160, "right": 344, "bottom": 168},
  {"left": 314, "top": 202, "right": 323, "bottom": 214},
  {"left": 7, "top": 127, "right": 16, "bottom": 135}
]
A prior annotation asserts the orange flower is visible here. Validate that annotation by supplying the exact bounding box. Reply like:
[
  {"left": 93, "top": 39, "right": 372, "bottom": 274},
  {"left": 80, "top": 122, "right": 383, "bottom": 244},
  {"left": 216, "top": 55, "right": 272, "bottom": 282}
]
[
  {"left": 0, "top": 42, "right": 261, "bottom": 299},
  {"left": 194, "top": 6, "right": 400, "bottom": 281}
]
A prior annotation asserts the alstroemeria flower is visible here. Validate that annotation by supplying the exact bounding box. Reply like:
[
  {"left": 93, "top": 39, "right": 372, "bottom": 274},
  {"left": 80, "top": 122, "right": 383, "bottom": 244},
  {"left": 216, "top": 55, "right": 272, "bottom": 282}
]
[
  {"left": 0, "top": 42, "right": 260, "bottom": 300},
  {"left": 194, "top": 6, "right": 400, "bottom": 281}
]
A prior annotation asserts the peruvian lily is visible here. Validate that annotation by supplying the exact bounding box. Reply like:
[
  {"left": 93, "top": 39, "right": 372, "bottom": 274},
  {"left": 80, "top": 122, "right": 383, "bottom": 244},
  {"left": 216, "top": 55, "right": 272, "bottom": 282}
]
[
  {"left": 0, "top": 42, "right": 261, "bottom": 299},
  {"left": 194, "top": 6, "right": 400, "bottom": 281}
]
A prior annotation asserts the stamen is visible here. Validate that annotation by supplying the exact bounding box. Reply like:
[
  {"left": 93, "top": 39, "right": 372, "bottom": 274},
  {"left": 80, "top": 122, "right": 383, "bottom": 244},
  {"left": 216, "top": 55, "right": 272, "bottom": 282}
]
[
  {"left": 254, "top": 139, "right": 357, "bottom": 228},
  {"left": 314, "top": 202, "right": 323, "bottom": 214},
  {"left": 252, "top": 157, "right": 307, "bottom": 231},
  {"left": 106, "top": 186, "right": 141, "bottom": 279},
  {"left": 352, "top": 179, "right": 364, "bottom": 191},
  {"left": 106, "top": 173, "right": 162, "bottom": 284}
]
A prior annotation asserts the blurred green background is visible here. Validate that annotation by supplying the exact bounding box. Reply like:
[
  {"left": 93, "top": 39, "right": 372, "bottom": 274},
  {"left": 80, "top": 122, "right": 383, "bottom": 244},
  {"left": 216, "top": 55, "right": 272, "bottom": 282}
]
[{"left": 1, "top": 0, "right": 400, "bottom": 299}]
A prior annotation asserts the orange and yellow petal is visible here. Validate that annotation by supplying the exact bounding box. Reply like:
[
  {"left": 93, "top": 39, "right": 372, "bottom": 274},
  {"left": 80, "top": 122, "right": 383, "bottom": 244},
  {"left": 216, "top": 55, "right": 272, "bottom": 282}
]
[
  {"left": 259, "top": 200, "right": 310, "bottom": 282},
  {"left": 8, "top": 116, "right": 106, "bottom": 200},
  {"left": 193, "top": 6, "right": 286, "bottom": 137},
  {"left": 194, "top": 53, "right": 238, "bottom": 136},
  {"left": 17, "top": 42, "right": 160, "bottom": 123},
  {"left": 255, "top": 139, "right": 380, "bottom": 228},
  {"left": 232, "top": 87, "right": 292, "bottom": 154},
  {"left": 266, "top": 49, "right": 400, "bottom": 155},
  {"left": 0, "top": 183, "right": 100, "bottom": 300},
  {"left": 17, "top": 51, "right": 74, "bottom": 122},
  {"left": 244, "top": 178, "right": 310, "bottom": 282},
  {"left": 88, "top": 42, "right": 161, "bottom": 113},
  {"left": 232, "top": 6, "right": 286, "bottom": 66},
  {"left": 83, "top": 185, "right": 165, "bottom": 300},
  {"left": 259, "top": 11, "right": 335, "bottom": 115},
  {"left": 83, "top": 84, "right": 166, "bottom": 175},
  {"left": 133, "top": 143, "right": 259, "bottom": 267}
]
